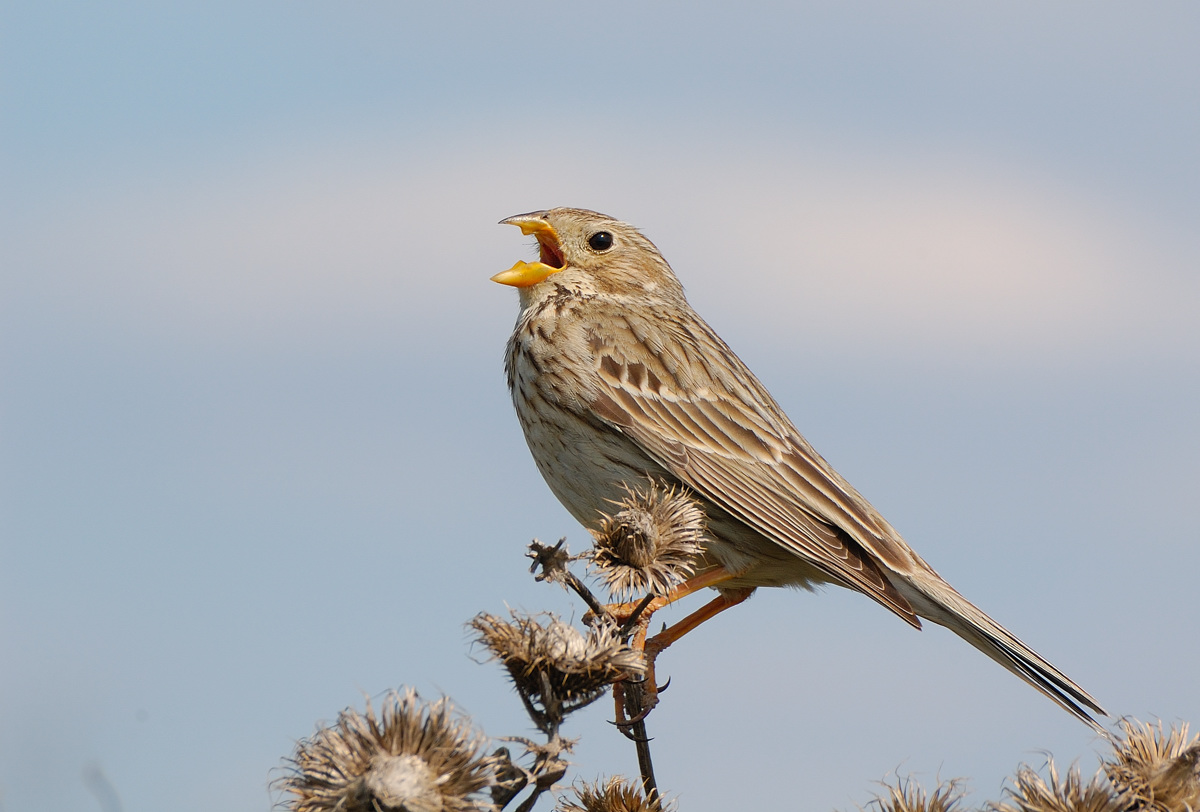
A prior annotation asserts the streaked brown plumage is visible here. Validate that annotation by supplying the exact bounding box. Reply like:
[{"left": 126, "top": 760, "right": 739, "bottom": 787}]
[{"left": 493, "top": 207, "right": 1106, "bottom": 730}]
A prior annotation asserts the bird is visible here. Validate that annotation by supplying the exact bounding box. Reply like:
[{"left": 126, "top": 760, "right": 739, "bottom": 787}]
[{"left": 491, "top": 206, "right": 1106, "bottom": 731}]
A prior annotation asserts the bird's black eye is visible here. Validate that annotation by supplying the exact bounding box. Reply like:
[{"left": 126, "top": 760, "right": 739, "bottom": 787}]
[{"left": 587, "top": 231, "right": 614, "bottom": 252}]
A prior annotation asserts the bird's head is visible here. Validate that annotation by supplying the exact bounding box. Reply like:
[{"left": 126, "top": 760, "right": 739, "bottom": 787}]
[{"left": 492, "top": 208, "right": 684, "bottom": 302}]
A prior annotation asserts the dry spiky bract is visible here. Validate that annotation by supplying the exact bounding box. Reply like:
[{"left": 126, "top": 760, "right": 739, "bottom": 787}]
[
  {"left": 557, "top": 777, "right": 672, "bottom": 812},
  {"left": 988, "top": 761, "right": 1123, "bottom": 812},
  {"left": 1102, "top": 719, "right": 1200, "bottom": 812},
  {"left": 282, "top": 689, "right": 495, "bottom": 812},
  {"left": 528, "top": 538, "right": 574, "bottom": 587},
  {"left": 586, "top": 483, "right": 705, "bottom": 599},
  {"left": 470, "top": 612, "right": 644, "bottom": 730},
  {"left": 869, "top": 778, "right": 968, "bottom": 812}
]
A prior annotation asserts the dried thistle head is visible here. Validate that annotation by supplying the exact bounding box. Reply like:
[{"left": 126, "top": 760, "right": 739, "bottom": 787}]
[
  {"left": 586, "top": 483, "right": 705, "bottom": 599},
  {"left": 528, "top": 538, "right": 575, "bottom": 587},
  {"left": 557, "top": 777, "right": 673, "bottom": 812},
  {"left": 987, "top": 761, "right": 1123, "bottom": 812},
  {"left": 470, "top": 612, "right": 644, "bottom": 730},
  {"left": 281, "top": 689, "right": 495, "bottom": 812},
  {"left": 1102, "top": 719, "right": 1200, "bottom": 812},
  {"left": 868, "top": 777, "right": 967, "bottom": 812}
]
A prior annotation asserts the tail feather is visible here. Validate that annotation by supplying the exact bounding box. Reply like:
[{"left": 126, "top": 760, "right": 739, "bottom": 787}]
[{"left": 896, "top": 575, "right": 1108, "bottom": 734}]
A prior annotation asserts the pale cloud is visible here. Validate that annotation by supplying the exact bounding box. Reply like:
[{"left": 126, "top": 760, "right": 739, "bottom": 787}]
[
  {"left": 667, "top": 154, "right": 1193, "bottom": 361},
  {"left": 11, "top": 129, "right": 1195, "bottom": 363}
]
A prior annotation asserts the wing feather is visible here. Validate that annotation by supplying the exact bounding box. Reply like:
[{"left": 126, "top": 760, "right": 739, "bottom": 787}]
[{"left": 589, "top": 319, "right": 920, "bottom": 625}]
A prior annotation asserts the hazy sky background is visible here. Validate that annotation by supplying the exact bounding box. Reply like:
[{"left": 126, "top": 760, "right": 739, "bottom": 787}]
[{"left": 3, "top": 3, "right": 1198, "bottom": 811}]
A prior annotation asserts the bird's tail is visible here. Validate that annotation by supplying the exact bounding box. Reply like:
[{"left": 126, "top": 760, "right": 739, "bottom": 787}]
[{"left": 896, "top": 573, "right": 1108, "bottom": 734}]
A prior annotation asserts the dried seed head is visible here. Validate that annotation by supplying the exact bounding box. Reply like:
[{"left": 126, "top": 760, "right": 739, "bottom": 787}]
[
  {"left": 868, "top": 778, "right": 967, "bottom": 812},
  {"left": 528, "top": 538, "right": 574, "bottom": 587},
  {"left": 470, "top": 612, "right": 644, "bottom": 729},
  {"left": 586, "top": 483, "right": 705, "bottom": 599},
  {"left": 281, "top": 689, "right": 495, "bottom": 812},
  {"left": 1102, "top": 719, "right": 1200, "bottom": 812},
  {"left": 988, "top": 760, "right": 1123, "bottom": 812},
  {"left": 557, "top": 777, "right": 673, "bottom": 812}
]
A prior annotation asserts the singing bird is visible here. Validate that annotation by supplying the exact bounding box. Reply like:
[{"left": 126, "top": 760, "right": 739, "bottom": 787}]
[{"left": 492, "top": 207, "right": 1106, "bottom": 730}]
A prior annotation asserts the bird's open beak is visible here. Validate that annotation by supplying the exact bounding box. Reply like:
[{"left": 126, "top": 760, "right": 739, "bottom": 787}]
[{"left": 492, "top": 213, "right": 567, "bottom": 287}]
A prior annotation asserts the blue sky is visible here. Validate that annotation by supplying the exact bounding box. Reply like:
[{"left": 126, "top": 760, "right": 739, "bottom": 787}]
[{"left": 2, "top": 3, "right": 1198, "bottom": 811}]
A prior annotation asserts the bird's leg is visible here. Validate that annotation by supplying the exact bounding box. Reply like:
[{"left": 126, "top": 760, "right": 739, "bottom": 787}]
[
  {"left": 644, "top": 587, "right": 755, "bottom": 658},
  {"left": 625, "top": 587, "right": 755, "bottom": 716},
  {"left": 603, "top": 567, "right": 739, "bottom": 644},
  {"left": 608, "top": 569, "right": 749, "bottom": 728}
]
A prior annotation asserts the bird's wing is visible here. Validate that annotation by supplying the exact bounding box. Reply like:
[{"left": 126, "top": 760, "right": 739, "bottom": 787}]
[{"left": 584, "top": 312, "right": 922, "bottom": 626}]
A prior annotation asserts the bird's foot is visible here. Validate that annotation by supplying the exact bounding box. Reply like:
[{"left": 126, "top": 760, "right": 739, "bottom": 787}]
[{"left": 612, "top": 658, "right": 668, "bottom": 735}]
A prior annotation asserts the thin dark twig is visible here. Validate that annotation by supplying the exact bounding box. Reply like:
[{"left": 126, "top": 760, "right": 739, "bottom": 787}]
[
  {"left": 633, "top": 719, "right": 658, "bottom": 803},
  {"left": 621, "top": 594, "right": 657, "bottom": 636},
  {"left": 512, "top": 785, "right": 546, "bottom": 812},
  {"left": 621, "top": 676, "right": 659, "bottom": 799},
  {"left": 538, "top": 671, "right": 561, "bottom": 736},
  {"left": 526, "top": 538, "right": 609, "bottom": 618},
  {"left": 562, "top": 570, "right": 608, "bottom": 618}
]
